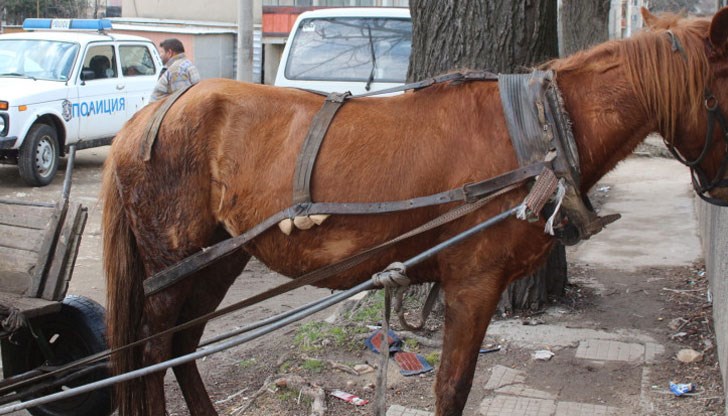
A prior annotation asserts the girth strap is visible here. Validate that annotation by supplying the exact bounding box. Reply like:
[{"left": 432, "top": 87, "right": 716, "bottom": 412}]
[{"left": 293, "top": 92, "right": 351, "bottom": 204}]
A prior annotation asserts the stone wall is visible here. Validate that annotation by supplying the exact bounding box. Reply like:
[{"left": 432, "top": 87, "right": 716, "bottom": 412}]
[{"left": 697, "top": 199, "right": 728, "bottom": 415}]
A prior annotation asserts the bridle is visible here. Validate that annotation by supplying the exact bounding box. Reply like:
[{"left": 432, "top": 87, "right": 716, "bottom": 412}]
[{"left": 663, "top": 31, "right": 728, "bottom": 206}]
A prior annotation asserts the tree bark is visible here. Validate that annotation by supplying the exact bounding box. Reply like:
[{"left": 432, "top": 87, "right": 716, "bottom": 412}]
[
  {"left": 408, "top": 0, "right": 570, "bottom": 313},
  {"left": 559, "top": 0, "right": 610, "bottom": 56},
  {"left": 408, "top": 0, "right": 558, "bottom": 81}
]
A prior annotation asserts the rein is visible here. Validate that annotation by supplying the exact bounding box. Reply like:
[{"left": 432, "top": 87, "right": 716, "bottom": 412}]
[{"left": 664, "top": 31, "right": 728, "bottom": 206}]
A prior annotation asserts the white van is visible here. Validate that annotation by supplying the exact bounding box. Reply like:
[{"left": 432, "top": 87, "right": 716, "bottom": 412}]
[{"left": 274, "top": 8, "right": 411, "bottom": 95}]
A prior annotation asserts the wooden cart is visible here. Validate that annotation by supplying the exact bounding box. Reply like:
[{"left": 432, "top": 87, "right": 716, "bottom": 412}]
[{"left": 0, "top": 147, "right": 112, "bottom": 416}]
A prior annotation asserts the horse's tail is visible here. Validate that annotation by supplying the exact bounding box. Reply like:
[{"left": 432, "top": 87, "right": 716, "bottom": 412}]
[{"left": 101, "top": 159, "right": 147, "bottom": 415}]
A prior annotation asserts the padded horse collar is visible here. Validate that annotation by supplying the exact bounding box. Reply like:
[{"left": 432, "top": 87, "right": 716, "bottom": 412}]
[{"left": 498, "top": 70, "right": 620, "bottom": 244}]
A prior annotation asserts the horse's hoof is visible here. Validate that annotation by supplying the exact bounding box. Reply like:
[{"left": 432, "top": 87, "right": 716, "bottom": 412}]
[
  {"left": 294, "top": 215, "right": 315, "bottom": 230},
  {"left": 310, "top": 214, "right": 330, "bottom": 225},
  {"left": 278, "top": 218, "right": 294, "bottom": 235}
]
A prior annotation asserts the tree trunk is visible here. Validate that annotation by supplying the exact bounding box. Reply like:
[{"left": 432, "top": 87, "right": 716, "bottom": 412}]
[
  {"left": 408, "top": 0, "right": 569, "bottom": 314},
  {"left": 408, "top": 0, "right": 558, "bottom": 81},
  {"left": 559, "top": 0, "right": 610, "bottom": 56}
]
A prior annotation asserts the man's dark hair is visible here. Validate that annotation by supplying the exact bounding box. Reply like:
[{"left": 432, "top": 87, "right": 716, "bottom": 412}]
[{"left": 160, "top": 38, "right": 185, "bottom": 54}]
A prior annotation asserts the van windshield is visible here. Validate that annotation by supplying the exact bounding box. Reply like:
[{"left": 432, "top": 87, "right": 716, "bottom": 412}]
[{"left": 285, "top": 17, "right": 411, "bottom": 83}]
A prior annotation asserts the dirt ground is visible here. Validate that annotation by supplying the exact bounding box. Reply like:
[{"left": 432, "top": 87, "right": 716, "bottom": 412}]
[
  {"left": 0, "top": 147, "right": 724, "bottom": 416},
  {"left": 159, "top": 261, "right": 723, "bottom": 416}
]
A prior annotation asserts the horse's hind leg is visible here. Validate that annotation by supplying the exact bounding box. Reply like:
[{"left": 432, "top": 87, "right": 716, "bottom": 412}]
[
  {"left": 434, "top": 271, "right": 505, "bottom": 416},
  {"left": 172, "top": 252, "right": 251, "bottom": 415}
]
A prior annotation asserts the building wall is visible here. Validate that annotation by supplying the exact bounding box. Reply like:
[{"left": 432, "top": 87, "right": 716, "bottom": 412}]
[
  {"left": 121, "top": 0, "right": 262, "bottom": 23},
  {"left": 122, "top": 0, "right": 237, "bottom": 23},
  {"left": 195, "top": 35, "right": 236, "bottom": 79}
]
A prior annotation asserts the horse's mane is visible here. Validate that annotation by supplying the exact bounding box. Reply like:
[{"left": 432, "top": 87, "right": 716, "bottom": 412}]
[{"left": 549, "top": 13, "right": 712, "bottom": 144}]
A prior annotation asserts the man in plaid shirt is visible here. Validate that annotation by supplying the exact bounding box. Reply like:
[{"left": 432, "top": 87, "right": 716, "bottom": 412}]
[{"left": 150, "top": 38, "right": 200, "bottom": 103}]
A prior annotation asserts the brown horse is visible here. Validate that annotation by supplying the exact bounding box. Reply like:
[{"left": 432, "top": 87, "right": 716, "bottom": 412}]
[{"left": 101, "top": 8, "right": 728, "bottom": 416}]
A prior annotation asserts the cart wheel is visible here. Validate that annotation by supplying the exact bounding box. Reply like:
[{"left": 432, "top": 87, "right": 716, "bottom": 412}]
[
  {"left": 18, "top": 124, "right": 59, "bottom": 187},
  {"left": 1, "top": 295, "right": 114, "bottom": 416}
]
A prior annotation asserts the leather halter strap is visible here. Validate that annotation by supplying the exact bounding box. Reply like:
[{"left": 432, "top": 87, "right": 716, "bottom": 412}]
[{"left": 663, "top": 31, "right": 728, "bottom": 206}]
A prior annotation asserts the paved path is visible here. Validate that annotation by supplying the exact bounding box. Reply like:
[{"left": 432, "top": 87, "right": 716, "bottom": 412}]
[{"left": 389, "top": 156, "right": 702, "bottom": 416}]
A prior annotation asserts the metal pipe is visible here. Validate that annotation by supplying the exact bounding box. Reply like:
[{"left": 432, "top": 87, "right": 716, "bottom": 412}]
[
  {"left": 0, "top": 279, "right": 376, "bottom": 415},
  {"left": 403, "top": 206, "right": 520, "bottom": 268},
  {"left": 0, "top": 204, "right": 522, "bottom": 414},
  {"left": 199, "top": 289, "right": 340, "bottom": 348}
]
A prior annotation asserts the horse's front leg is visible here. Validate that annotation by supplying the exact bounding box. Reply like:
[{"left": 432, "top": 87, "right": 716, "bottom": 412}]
[{"left": 434, "top": 272, "right": 505, "bottom": 416}]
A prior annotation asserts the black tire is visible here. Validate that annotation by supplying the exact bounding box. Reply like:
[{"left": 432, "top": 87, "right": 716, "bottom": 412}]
[
  {"left": 1, "top": 296, "right": 114, "bottom": 416},
  {"left": 18, "top": 124, "right": 59, "bottom": 187}
]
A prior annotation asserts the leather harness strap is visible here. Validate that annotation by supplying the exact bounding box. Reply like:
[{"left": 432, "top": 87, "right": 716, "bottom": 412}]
[
  {"left": 143, "top": 161, "right": 549, "bottom": 295},
  {"left": 139, "top": 84, "right": 195, "bottom": 162},
  {"left": 293, "top": 92, "right": 351, "bottom": 204}
]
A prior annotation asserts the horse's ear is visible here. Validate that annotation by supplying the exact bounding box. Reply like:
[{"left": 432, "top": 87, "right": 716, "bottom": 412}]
[
  {"left": 641, "top": 7, "right": 659, "bottom": 28},
  {"left": 709, "top": 7, "right": 728, "bottom": 52}
]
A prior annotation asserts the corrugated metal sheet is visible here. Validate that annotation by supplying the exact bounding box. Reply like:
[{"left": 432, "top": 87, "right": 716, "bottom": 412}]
[{"left": 253, "top": 26, "right": 262, "bottom": 83}]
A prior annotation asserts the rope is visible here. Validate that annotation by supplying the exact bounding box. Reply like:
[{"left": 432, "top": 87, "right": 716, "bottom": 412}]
[
  {"left": 394, "top": 283, "right": 441, "bottom": 332},
  {"left": 1, "top": 308, "right": 25, "bottom": 333},
  {"left": 370, "top": 262, "right": 410, "bottom": 416},
  {"left": 371, "top": 262, "right": 410, "bottom": 288},
  {"left": 517, "top": 167, "right": 559, "bottom": 222},
  {"left": 544, "top": 179, "right": 567, "bottom": 235}
]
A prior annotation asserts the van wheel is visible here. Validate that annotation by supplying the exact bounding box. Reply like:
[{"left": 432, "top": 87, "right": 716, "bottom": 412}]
[{"left": 19, "top": 124, "right": 59, "bottom": 187}]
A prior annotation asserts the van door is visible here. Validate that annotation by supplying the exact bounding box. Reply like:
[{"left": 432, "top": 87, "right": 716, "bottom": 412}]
[{"left": 76, "top": 43, "right": 127, "bottom": 140}]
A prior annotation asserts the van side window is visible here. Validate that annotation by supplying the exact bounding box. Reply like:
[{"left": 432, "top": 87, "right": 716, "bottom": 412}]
[
  {"left": 120, "top": 45, "right": 156, "bottom": 77},
  {"left": 285, "top": 17, "right": 411, "bottom": 83},
  {"left": 83, "top": 45, "right": 116, "bottom": 80}
]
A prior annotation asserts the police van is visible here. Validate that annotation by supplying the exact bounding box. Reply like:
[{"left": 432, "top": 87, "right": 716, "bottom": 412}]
[
  {"left": 274, "top": 8, "right": 411, "bottom": 95},
  {"left": 0, "top": 18, "right": 162, "bottom": 186}
]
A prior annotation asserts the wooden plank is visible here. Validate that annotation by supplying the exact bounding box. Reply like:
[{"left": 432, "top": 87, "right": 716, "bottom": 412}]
[
  {"left": 0, "top": 246, "right": 36, "bottom": 277},
  {"left": 0, "top": 203, "right": 56, "bottom": 230},
  {"left": 0, "top": 271, "right": 30, "bottom": 295},
  {"left": 0, "top": 291, "right": 61, "bottom": 319},
  {"left": 27, "top": 202, "right": 66, "bottom": 298},
  {"left": 42, "top": 203, "right": 88, "bottom": 301},
  {"left": 0, "top": 223, "right": 45, "bottom": 252}
]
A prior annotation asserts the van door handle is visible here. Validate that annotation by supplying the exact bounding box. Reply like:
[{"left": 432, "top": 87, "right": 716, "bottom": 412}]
[{"left": 116, "top": 84, "right": 125, "bottom": 90}]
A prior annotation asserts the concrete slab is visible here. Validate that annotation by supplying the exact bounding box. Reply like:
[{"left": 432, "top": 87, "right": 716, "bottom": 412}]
[
  {"left": 574, "top": 339, "right": 644, "bottom": 362},
  {"left": 569, "top": 157, "right": 701, "bottom": 271},
  {"left": 479, "top": 395, "right": 556, "bottom": 416},
  {"left": 554, "top": 401, "right": 621, "bottom": 416},
  {"left": 496, "top": 385, "right": 555, "bottom": 400},
  {"left": 386, "top": 404, "right": 434, "bottom": 416},
  {"left": 484, "top": 365, "right": 525, "bottom": 390},
  {"left": 487, "top": 319, "right": 659, "bottom": 350}
]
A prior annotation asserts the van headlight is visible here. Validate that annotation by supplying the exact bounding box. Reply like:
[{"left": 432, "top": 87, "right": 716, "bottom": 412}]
[{"left": 0, "top": 114, "right": 7, "bottom": 136}]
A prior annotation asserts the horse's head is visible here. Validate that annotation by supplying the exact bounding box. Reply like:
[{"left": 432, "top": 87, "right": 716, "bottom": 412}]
[{"left": 638, "top": 7, "right": 728, "bottom": 205}]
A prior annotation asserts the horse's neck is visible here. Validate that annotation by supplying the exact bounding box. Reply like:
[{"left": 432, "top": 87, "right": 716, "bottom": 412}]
[{"left": 558, "top": 70, "right": 658, "bottom": 191}]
